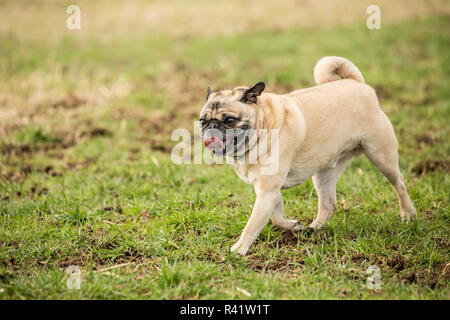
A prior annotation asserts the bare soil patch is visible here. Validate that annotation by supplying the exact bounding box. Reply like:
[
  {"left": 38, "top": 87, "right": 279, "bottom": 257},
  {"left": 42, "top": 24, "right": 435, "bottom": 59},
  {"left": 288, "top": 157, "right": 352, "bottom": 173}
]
[{"left": 412, "top": 159, "right": 450, "bottom": 176}]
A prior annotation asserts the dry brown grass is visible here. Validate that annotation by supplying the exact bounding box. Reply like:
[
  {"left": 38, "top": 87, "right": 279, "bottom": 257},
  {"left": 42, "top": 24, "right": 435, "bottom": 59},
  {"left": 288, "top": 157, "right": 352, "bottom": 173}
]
[{"left": 1, "top": 0, "right": 449, "bottom": 41}]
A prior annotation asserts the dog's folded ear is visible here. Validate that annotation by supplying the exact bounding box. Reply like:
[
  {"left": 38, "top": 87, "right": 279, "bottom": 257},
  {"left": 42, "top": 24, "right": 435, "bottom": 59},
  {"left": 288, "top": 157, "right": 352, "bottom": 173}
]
[
  {"left": 240, "top": 82, "right": 265, "bottom": 104},
  {"left": 206, "top": 86, "right": 212, "bottom": 101}
]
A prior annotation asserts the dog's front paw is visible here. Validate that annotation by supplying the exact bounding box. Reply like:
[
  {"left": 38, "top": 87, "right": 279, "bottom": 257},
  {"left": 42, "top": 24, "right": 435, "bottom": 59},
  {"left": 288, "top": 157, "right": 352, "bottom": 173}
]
[
  {"left": 231, "top": 240, "right": 249, "bottom": 256},
  {"left": 290, "top": 221, "right": 306, "bottom": 232},
  {"left": 401, "top": 206, "right": 417, "bottom": 221},
  {"left": 308, "top": 219, "right": 325, "bottom": 230}
]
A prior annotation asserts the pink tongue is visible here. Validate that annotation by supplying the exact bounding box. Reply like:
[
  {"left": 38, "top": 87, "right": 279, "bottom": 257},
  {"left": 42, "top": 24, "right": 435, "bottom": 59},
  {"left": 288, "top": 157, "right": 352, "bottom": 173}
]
[{"left": 204, "top": 136, "right": 224, "bottom": 149}]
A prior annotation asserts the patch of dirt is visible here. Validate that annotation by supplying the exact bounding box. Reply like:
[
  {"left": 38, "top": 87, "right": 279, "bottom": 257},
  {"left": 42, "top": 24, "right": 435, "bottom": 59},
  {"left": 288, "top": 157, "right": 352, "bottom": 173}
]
[
  {"left": 246, "top": 255, "right": 303, "bottom": 273},
  {"left": 245, "top": 231, "right": 321, "bottom": 273},
  {"left": 401, "top": 262, "right": 450, "bottom": 289},
  {"left": 386, "top": 253, "right": 407, "bottom": 271},
  {"left": 1, "top": 135, "right": 76, "bottom": 159},
  {"left": 4, "top": 230, "right": 152, "bottom": 275},
  {"left": 351, "top": 253, "right": 367, "bottom": 263},
  {"left": 347, "top": 233, "right": 357, "bottom": 240},
  {"left": 295, "top": 229, "right": 331, "bottom": 246},
  {"left": 225, "top": 200, "right": 240, "bottom": 209},
  {"left": 102, "top": 205, "right": 123, "bottom": 214},
  {"left": 1, "top": 164, "right": 29, "bottom": 182},
  {"left": 367, "top": 253, "right": 448, "bottom": 288},
  {"left": 1, "top": 125, "right": 113, "bottom": 164},
  {"left": 432, "top": 236, "right": 449, "bottom": 250},
  {"left": 28, "top": 185, "right": 48, "bottom": 197},
  {"left": 96, "top": 228, "right": 107, "bottom": 237},
  {"left": 279, "top": 231, "right": 300, "bottom": 247},
  {"left": 149, "top": 139, "right": 173, "bottom": 153},
  {"left": 268, "top": 230, "right": 318, "bottom": 249},
  {"left": 112, "top": 107, "right": 176, "bottom": 154},
  {"left": 54, "top": 252, "right": 125, "bottom": 270},
  {"left": 64, "top": 157, "right": 96, "bottom": 170},
  {"left": 0, "top": 258, "right": 23, "bottom": 274},
  {"left": 53, "top": 252, "right": 158, "bottom": 275},
  {"left": 195, "top": 249, "right": 223, "bottom": 264},
  {"left": 137, "top": 112, "right": 172, "bottom": 134},
  {"left": 42, "top": 165, "right": 62, "bottom": 177},
  {"left": 423, "top": 210, "right": 433, "bottom": 220},
  {"left": 373, "top": 84, "right": 391, "bottom": 101},
  {"left": 398, "top": 95, "right": 437, "bottom": 108},
  {"left": 412, "top": 159, "right": 450, "bottom": 177},
  {"left": 81, "top": 127, "right": 112, "bottom": 138},
  {"left": 47, "top": 93, "right": 86, "bottom": 109},
  {"left": 403, "top": 271, "right": 417, "bottom": 284},
  {"left": 0, "top": 144, "right": 32, "bottom": 156},
  {"left": 114, "top": 249, "right": 144, "bottom": 265},
  {"left": 414, "top": 133, "right": 440, "bottom": 146},
  {"left": 1, "top": 162, "right": 64, "bottom": 182}
]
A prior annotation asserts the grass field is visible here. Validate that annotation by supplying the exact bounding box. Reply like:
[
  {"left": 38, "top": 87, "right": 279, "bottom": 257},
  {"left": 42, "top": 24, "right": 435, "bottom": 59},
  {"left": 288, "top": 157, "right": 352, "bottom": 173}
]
[{"left": 0, "top": 1, "right": 449, "bottom": 299}]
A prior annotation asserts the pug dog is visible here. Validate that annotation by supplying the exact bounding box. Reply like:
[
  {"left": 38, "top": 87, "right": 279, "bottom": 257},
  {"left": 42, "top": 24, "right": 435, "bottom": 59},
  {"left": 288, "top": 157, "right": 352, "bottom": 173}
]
[{"left": 199, "top": 56, "right": 416, "bottom": 256}]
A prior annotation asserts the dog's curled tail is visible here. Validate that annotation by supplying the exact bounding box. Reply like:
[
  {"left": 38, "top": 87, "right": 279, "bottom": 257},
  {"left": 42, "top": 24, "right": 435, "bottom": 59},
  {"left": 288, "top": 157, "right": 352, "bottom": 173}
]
[{"left": 314, "top": 56, "right": 365, "bottom": 85}]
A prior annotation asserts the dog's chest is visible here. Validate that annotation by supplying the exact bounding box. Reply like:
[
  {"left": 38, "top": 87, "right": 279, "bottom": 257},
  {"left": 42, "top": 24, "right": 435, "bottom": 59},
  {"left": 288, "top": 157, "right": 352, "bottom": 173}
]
[
  {"left": 281, "top": 168, "right": 312, "bottom": 189},
  {"left": 232, "top": 162, "right": 312, "bottom": 188},
  {"left": 231, "top": 164, "right": 253, "bottom": 184}
]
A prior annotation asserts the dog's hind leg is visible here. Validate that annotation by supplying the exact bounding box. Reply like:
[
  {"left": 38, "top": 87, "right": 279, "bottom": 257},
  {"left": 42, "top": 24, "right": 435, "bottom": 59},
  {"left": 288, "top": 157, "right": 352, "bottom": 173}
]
[
  {"left": 271, "top": 192, "right": 304, "bottom": 231},
  {"left": 309, "top": 154, "right": 353, "bottom": 229},
  {"left": 362, "top": 124, "right": 416, "bottom": 220},
  {"left": 309, "top": 170, "right": 338, "bottom": 229}
]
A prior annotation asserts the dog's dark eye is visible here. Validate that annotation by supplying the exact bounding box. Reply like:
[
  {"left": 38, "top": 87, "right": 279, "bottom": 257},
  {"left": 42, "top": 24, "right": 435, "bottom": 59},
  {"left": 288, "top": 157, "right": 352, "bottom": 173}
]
[
  {"left": 224, "top": 117, "right": 238, "bottom": 126},
  {"left": 199, "top": 118, "right": 206, "bottom": 125}
]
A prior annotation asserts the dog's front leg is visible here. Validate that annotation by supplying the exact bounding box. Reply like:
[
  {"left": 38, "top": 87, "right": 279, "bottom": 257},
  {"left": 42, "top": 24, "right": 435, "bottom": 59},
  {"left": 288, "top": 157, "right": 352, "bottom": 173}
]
[{"left": 231, "top": 188, "right": 279, "bottom": 256}]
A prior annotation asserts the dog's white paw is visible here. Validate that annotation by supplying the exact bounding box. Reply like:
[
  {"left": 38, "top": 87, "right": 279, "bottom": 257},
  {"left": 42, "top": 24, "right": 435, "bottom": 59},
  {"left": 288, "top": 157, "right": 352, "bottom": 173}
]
[
  {"left": 308, "top": 219, "right": 325, "bottom": 230},
  {"left": 231, "top": 240, "right": 249, "bottom": 256},
  {"left": 401, "top": 206, "right": 417, "bottom": 221},
  {"left": 290, "top": 221, "right": 305, "bottom": 232}
]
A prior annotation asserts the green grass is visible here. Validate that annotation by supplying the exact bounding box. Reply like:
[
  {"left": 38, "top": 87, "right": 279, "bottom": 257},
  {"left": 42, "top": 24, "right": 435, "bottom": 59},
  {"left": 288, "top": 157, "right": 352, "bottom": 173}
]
[{"left": 0, "top": 14, "right": 449, "bottom": 299}]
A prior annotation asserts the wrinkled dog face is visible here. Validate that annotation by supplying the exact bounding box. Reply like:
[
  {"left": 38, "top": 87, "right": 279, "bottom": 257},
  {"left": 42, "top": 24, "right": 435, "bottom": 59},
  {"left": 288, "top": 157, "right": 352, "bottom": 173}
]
[{"left": 199, "top": 82, "right": 265, "bottom": 157}]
